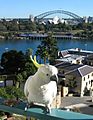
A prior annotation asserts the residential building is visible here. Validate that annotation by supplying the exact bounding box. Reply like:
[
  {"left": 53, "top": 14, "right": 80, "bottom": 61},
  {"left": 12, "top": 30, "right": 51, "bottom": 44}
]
[
  {"left": 57, "top": 48, "right": 93, "bottom": 65},
  {"left": 82, "top": 54, "right": 93, "bottom": 66},
  {"left": 57, "top": 50, "right": 84, "bottom": 64},
  {"left": 57, "top": 63, "right": 93, "bottom": 97}
]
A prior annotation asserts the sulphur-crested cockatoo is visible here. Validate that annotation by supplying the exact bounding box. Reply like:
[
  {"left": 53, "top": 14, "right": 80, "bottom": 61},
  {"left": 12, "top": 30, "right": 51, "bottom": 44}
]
[{"left": 24, "top": 55, "right": 58, "bottom": 113}]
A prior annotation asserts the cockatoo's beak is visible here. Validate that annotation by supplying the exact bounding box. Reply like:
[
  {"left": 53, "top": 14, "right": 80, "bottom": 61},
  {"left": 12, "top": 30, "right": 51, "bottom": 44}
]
[
  {"left": 50, "top": 75, "right": 58, "bottom": 83},
  {"left": 30, "top": 55, "right": 43, "bottom": 68}
]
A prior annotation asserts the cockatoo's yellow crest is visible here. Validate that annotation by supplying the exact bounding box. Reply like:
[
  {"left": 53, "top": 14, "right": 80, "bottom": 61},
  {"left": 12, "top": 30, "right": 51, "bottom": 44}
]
[{"left": 30, "top": 55, "right": 43, "bottom": 68}]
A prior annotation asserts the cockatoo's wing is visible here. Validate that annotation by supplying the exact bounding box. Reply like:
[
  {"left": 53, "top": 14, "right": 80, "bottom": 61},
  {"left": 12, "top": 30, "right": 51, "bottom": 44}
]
[{"left": 24, "top": 76, "right": 33, "bottom": 98}]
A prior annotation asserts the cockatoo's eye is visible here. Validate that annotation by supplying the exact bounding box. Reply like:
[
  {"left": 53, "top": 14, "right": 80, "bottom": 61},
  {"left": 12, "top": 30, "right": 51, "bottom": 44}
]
[{"left": 46, "top": 74, "right": 49, "bottom": 76}]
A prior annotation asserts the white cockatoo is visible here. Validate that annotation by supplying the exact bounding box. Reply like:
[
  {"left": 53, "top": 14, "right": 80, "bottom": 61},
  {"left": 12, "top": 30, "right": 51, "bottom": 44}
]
[{"left": 24, "top": 55, "right": 58, "bottom": 113}]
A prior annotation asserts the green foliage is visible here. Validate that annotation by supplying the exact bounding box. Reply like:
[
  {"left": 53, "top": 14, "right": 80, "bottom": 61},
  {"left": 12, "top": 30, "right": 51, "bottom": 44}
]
[
  {"left": 0, "top": 49, "right": 37, "bottom": 83},
  {"left": 0, "top": 86, "right": 25, "bottom": 99},
  {"left": 0, "top": 19, "right": 93, "bottom": 39},
  {"left": 1, "top": 50, "right": 26, "bottom": 74},
  {"left": 21, "top": 71, "right": 27, "bottom": 80},
  {"left": 0, "top": 22, "right": 7, "bottom": 31},
  {"left": 0, "top": 88, "right": 9, "bottom": 98},
  {"left": 25, "top": 48, "right": 37, "bottom": 77},
  {"left": 0, "top": 76, "right": 6, "bottom": 81},
  {"left": 25, "top": 61, "right": 37, "bottom": 77},
  {"left": 36, "top": 34, "right": 58, "bottom": 64},
  {"left": 25, "top": 48, "right": 33, "bottom": 59},
  {"left": 67, "top": 76, "right": 77, "bottom": 92},
  {"left": 36, "top": 45, "right": 49, "bottom": 64},
  {"left": 0, "top": 49, "right": 38, "bottom": 102},
  {"left": 16, "top": 73, "right": 23, "bottom": 82}
]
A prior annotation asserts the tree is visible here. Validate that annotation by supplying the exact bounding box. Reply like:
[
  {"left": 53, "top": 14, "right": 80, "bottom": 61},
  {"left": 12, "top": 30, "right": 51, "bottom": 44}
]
[
  {"left": 25, "top": 48, "right": 37, "bottom": 77},
  {"left": 24, "top": 61, "right": 37, "bottom": 77},
  {"left": 37, "top": 23, "right": 45, "bottom": 31},
  {"left": 36, "top": 34, "right": 58, "bottom": 64},
  {"left": 36, "top": 45, "right": 49, "bottom": 64},
  {"left": 6, "top": 20, "right": 19, "bottom": 31},
  {"left": 1, "top": 49, "right": 37, "bottom": 83},
  {"left": 25, "top": 48, "right": 33, "bottom": 59},
  {"left": 67, "top": 76, "right": 77, "bottom": 93},
  {"left": 1, "top": 50, "right": 26, "bottom": 74},
  {"left": 0, "top": 22, "right": 7, "bottom": 31},
  {"left": 16, "top": 73, "right": 23, "bottom": 88},
  {"left": 0, "top": 86, "right": 25, "bottom": 99}
]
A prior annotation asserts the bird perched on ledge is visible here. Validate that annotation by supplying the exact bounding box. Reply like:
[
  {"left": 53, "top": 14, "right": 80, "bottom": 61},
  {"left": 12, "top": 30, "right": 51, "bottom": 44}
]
[{"left": 24, "top": 55, "right": 58, "bottom": 113}]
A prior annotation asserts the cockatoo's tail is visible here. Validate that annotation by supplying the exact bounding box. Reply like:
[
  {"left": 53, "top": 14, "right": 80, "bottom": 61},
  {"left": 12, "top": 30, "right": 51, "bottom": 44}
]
[{"left": 30, "top": 55, "right": 43, "bottom": 68}]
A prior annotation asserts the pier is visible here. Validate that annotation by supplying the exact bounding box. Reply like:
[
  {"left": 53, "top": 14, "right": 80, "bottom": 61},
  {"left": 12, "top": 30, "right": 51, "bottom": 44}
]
[{"left": 19, "top": 33, "right": 74, "bottom": 40}]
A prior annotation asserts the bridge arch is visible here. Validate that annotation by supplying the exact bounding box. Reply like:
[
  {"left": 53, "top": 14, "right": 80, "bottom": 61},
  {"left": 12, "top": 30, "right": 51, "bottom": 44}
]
[{"left": 35, "top": 10, "right": 83, "bottom": 22}]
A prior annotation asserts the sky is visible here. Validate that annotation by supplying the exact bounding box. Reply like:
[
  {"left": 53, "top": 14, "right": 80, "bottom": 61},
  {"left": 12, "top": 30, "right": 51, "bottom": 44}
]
[{"left": 0, "top": 0, "right": 93, "bottom": 18}]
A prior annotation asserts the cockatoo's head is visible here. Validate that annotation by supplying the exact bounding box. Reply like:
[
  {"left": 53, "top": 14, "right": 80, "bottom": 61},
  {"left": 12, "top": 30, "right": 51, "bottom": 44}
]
[
  {"left": 30, "top": 55, "right": 58, "bottom": 83},
  {"left": 38, "top": 64, "right": 58, "bottom": 83}
]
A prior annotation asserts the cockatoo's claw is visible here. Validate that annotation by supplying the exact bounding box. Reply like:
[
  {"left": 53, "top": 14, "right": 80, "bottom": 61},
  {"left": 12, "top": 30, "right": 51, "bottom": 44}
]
[
  {"left": 43, "top": 106, "right": 51, "bottom": 114},
  {"left": 46, "top": 108, "right": 50, "bottom": 113},
  {"left": 30, "top": 102, "right": 34, "bottom": 107},
  {"left": 25, "top": 102, "right": 34, "bottom": 111},
  {"left": 25, "top": 103, "right": 29, "bottom": 111},
  {"left": 25, "top": 106, "right": 28, "bottom": 111}
]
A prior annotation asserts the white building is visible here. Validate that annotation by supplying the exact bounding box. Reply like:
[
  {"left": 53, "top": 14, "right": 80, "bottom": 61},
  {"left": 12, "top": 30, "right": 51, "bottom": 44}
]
[
  {"left": 57, "top": 48, "right": 93, "bottom": 65},
  {"left": 52, "top": 16, "right": 59, "bottom": 24},
  {"left": 64, "top": 65, "right": 93, "bottom": 97},
  {"left": 79, "top": 65, "right": 93, "bottom": 96},
  {"left": 29, "top": 14, "right": 34, "bottom": 22},
  {"left": 83, "top": 16, "right": 88, "bottom": 23},
  {"left": 58, "top": 64, "right": 93, "bottom": 97},
  {"left": 57, "top": 50, "right": 85, "bottom": 64}
]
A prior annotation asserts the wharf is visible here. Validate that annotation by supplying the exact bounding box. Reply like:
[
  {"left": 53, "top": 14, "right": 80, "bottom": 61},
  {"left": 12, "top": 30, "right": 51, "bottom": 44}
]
[{"left": 19, "top": 33, "right": 74, "bottom": 39}]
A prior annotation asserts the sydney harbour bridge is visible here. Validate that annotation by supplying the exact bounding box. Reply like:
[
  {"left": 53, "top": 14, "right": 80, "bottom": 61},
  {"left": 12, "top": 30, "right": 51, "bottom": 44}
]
[{"left": 34, "top": 10, "right": 83, "bottom": 23}]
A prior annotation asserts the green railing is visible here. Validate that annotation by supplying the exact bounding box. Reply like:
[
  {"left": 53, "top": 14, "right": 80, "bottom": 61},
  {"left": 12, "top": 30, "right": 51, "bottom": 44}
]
[{"left": 0, "top": 100, "right": 93, "bottom": 120}]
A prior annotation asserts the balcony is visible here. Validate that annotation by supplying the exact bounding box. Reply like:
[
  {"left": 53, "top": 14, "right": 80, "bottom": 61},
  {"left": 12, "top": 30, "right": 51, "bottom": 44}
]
[{"left": 0, "top": 99, "right": 93, "bottom": 120}]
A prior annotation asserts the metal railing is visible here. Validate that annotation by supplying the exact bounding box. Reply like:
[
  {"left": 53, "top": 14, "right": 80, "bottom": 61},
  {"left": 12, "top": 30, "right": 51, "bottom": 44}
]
[{"left": 0, "top": 101, "right": 93, "bottom": 120}]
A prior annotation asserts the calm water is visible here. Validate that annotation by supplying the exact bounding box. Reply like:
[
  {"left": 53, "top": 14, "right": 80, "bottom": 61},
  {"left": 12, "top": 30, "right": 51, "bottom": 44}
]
[{"left": 0, "top": 39, "right": 93, "bottom": 57}]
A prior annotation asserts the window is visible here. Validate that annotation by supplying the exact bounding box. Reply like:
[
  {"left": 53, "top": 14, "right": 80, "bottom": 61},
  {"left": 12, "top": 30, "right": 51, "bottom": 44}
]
[
  {"left": 88, "top": 75, "right": 90, "bottom": 79},
  {"left": 84, "top": 77, "right": 85, "bottom": 81},
  {"left": 91, "top": 80, "right": 93, "bottom": 87},
  {"left": 89, "top": 81, "right": 90, "bottom": 84}
]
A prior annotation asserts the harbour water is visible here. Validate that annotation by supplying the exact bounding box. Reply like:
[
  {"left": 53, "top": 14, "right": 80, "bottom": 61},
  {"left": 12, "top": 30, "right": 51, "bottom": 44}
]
[{"left": 0, "top": 39, "right": 93, "bottom": 57}]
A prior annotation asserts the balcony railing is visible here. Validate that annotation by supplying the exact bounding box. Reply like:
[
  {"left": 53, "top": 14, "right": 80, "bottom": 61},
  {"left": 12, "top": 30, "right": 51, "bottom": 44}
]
[{"left": 0, "top": 100, "right": 93, "bottom": 120}]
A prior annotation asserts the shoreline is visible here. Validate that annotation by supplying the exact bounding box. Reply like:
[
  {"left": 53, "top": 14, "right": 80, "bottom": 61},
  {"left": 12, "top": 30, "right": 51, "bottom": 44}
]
[{"left": 0, "top": 35, "right": 93, "bottom": 40}]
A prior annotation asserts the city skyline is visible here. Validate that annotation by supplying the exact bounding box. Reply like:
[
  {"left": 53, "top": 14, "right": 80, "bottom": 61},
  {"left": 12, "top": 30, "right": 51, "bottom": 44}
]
[{"left": 0, "top": 0, "right": 93, "bottom": 18}]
